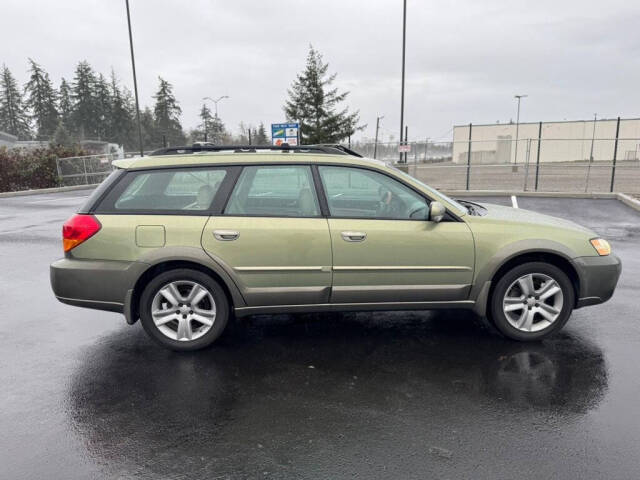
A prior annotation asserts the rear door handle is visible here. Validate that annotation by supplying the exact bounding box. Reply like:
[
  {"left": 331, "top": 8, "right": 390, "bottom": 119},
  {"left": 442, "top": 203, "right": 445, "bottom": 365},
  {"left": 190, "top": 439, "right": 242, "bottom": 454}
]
[
  {"left": 213, "top": 230, "right": 240, "bottom": 241},
  {"left": 341, "top": 231, "right": 367, "bottom": 242}
]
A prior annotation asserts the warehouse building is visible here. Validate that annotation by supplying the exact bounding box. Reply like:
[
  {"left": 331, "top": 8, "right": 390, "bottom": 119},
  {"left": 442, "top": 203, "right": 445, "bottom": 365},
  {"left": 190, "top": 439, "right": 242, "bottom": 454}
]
[{"left": 452, "top": 118, "right": 640, "bottom": 164}]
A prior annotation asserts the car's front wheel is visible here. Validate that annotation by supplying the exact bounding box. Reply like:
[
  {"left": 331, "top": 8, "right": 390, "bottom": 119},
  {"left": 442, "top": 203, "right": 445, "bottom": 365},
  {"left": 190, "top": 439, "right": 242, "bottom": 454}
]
[
  {"left": 489, "top": 262, "right": 575, "bottom": 341},
  {"left": 139, "top": 268, "right": 229, "bottom": 351}
]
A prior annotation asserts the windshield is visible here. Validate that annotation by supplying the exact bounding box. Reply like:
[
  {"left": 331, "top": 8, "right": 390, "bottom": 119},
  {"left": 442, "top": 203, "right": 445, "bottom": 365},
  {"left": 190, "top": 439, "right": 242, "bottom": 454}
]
[{"left": 386, "top": 164, "right": 467, "bottom": 212}]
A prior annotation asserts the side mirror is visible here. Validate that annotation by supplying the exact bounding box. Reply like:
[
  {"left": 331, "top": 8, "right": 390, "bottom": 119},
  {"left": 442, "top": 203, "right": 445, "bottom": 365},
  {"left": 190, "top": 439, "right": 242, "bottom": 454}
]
[{"left": 429, "top": 201, "right": 446, "bottom": 222}]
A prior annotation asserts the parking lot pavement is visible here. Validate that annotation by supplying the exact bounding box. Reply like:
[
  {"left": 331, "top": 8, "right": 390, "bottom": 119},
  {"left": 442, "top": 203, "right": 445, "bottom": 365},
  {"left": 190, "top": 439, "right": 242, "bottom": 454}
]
[{"left": 1, "top": 190, "right": 639, "bottom": 479}]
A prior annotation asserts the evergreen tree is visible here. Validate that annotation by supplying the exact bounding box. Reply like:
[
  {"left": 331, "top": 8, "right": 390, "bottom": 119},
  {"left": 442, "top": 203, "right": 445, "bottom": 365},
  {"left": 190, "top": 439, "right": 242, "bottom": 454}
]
[
  {"left": 255, "top": 122, "right": 269, "bottom": 145},
  {"left": 71, "top": 60, "right": 98, "bottom": 139},
  {"left": 24, "top": 59, "right": 59, "bottom": 139},
  {"left": 152, "top": 77, "right": 185, "bottom": 147},
  {"left": 109, "top": 71, "right": 135, "bottom": 148},
  {"left": 139, "top": 106, "right": 156, "bottom": 150},
  {"left": 94, "top": 73, "right": 112, "bottom": 141},
  {"left": 51, "top": 119, "right": 72, "bottom": 147},
  {"left": 0, "top": 64, "right": 31, "bottom": 139},
  {"left": 197, "top": 103, "right": 215, "bottom": 142},
  {"left": 284, "top": 46, "right": 363, "bottom": 144},
  {"left": 58, "top": 77, "right": 73, "bottom": 127}
]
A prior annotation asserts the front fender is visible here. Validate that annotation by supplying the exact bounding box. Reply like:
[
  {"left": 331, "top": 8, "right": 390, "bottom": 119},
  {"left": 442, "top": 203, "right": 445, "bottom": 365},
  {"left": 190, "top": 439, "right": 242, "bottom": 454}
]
[{"left": 469, "top": 239, "right": 583, "bottom": 315}]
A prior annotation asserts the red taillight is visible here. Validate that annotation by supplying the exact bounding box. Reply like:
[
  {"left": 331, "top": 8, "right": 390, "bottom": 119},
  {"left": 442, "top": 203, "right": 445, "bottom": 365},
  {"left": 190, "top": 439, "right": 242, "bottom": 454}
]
[{"left": 62, "top": 214, "right": 101, "bottom": 252}]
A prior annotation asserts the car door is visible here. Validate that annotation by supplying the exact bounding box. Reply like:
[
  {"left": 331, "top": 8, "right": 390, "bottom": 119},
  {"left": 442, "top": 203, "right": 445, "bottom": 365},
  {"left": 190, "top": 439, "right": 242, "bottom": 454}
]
[
  {"left": 317, "top": 165, "right": 474, "bottom": 304},
  {"left": 201, "top": 164, "right": 332, "bottom": 306}
]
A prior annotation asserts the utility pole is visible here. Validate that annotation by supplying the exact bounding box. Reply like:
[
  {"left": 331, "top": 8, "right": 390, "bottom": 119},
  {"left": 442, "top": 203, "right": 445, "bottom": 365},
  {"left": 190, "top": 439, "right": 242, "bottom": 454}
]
[
  {"left": 513, "top": 94, "right": 528, "bottom": 169},
  {"left": 589, "top": 113, "right": 597, "bottom": 162},
  {"left": 125, "top": 0, "right": 144, "bottom": 157},
  {"left": 399, "top": 0, "right": 407, "bottom": 163},
  {"left": 404, "top": 125, "right": 408, "bottom": 163},
  {"left": 373, "top": 115, "right": 383, "bottom": 159}
]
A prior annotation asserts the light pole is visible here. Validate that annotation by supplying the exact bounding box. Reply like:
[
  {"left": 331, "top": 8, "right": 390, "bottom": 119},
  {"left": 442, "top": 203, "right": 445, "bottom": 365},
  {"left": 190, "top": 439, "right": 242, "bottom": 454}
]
[
  {"left": 399, "top": 0, "right": 407, "bottom": 163},
  {"left": 203, "top": 95, "right": 229, "bottom": 118},
  {"left": 203, "top": 96, "right": 229, "bottom": 143},
  {"left": 125, "top": 0, "right": 144, "bottom": 157},
  {"left": 373, "top": 115, "right": 384, "bottom": 159},
  {"left": 585, "top": 113, "right": 597, "bottom": 192},
  {"left": 513, "top": 94, "right": 528, "bottom": 168}
]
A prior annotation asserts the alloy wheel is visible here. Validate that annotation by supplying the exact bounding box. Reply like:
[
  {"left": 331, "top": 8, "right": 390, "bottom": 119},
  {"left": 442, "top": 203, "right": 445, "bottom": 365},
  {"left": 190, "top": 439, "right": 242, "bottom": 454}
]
[
  {"left": 151, "top": 281, "right": 217, "bottom": 341},
  {"left": 502, "top": 273, "right": 564, "bottom": 333}
]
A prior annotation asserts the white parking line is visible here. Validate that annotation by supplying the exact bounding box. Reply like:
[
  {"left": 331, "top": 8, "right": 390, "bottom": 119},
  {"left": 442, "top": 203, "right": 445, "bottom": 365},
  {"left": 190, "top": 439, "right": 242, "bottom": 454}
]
[{"left": 511, "top": 195, "right": 519, "bottom": 209}]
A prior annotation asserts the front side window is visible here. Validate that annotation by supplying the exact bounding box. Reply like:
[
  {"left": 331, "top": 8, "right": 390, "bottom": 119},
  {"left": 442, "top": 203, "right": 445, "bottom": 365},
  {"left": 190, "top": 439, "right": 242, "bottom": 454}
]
[
  {"left": 318, "top": 166, "right": 429, "bottom": 219},
  {"left": 110, "top": 168, "right": 227, "bottom": 212},
  {"left": 224, "top": 165, "right": 320, "bottom": 217}
]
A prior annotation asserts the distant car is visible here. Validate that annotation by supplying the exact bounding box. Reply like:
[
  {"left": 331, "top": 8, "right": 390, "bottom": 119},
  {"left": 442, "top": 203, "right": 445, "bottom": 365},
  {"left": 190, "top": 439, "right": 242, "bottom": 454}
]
[{"left": 50, "top": 145, "right": 621, "bottom": 351}]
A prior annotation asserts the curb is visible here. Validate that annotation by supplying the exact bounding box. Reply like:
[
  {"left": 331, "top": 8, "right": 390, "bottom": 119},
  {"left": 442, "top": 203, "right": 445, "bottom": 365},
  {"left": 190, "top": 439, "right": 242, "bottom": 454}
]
[
  {"left": 616, "top": 193, "right": 640, "bottom": 212},
  {"left": 443, "top": 190, "right": 618, "bottom": 199},
  {"left": 442, "top": 189, "right": 640, "bottom": 212},
  {"left": 0, "top": 184, "right": 98, "bottom": 198}
]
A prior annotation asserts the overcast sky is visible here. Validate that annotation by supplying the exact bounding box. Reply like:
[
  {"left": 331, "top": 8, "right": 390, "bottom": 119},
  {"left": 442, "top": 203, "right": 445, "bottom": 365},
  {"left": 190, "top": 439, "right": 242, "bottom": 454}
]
[{"left": 2, "top": 0, "right": 639, "bottom": 142}]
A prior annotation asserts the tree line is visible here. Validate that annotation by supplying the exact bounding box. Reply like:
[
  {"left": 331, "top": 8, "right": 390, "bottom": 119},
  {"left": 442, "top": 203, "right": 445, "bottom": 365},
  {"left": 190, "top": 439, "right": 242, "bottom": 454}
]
[{"left": 0, "top": 47, "right": 363, "bottom": 152}]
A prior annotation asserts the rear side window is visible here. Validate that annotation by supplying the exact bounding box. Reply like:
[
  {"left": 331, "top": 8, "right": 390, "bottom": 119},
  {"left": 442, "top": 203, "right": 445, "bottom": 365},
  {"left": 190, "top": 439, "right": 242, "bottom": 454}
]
[
  {"left": 96, "top": 167, "right": 228, "bottom": 213},
  {"left": 224, "top": 165, "right": 320, "bottom": 217}
]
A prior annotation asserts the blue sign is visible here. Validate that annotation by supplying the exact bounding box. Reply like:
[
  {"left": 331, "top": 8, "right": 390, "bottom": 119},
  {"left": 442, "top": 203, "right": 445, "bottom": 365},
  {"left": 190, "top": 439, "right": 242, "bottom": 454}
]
[{"left": 271, "top": 122, "right": 299, "bottom": 146}]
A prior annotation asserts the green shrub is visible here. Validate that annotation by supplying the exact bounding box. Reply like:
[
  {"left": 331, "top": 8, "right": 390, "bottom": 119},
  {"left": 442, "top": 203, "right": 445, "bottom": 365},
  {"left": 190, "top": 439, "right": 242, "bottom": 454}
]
[{"left": 0, "top": 145, "right": 85, "bottom": 192}]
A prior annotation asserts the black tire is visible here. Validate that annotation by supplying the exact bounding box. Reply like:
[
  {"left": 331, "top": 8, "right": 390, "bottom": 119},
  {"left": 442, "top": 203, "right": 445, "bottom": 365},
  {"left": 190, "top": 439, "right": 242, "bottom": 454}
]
[
  {"left": 139, "top": 268, "right": 229, "bottom": 351},
  {"left": 489, "top": 262, "right": 575, "bottom": 341}
]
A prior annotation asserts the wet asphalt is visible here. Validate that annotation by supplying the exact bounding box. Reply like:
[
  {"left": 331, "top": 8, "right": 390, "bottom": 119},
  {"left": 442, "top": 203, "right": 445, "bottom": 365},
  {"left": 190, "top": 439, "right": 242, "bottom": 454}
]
[{"left": 0, "top": 190, "right": 639, "bottom": 479}]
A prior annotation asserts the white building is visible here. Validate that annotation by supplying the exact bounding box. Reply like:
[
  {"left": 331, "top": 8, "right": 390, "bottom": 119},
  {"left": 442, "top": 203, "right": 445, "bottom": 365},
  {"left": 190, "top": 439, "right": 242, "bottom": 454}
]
[{"left": 452, "top": 118, "right": 640, "bottom": 164}]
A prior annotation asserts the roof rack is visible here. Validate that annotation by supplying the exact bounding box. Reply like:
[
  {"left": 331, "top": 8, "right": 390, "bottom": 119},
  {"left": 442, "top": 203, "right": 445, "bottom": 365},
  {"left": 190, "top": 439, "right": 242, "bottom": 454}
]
[{"left": 149, "top": 143, "right": 363, "bottom": 157}]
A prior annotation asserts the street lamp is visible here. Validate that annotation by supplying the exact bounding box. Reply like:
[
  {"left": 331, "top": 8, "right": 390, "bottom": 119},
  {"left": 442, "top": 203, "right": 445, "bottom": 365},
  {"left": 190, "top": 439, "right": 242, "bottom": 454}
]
[
  {"left": 374, "top": 115, "right": 384, "bottom": 159},
  {"left": 125, "top": 0, "right": 144, "bottom": 157},
  {"left": 202, "top": 96, "right": 229, "bottom": 143},
  {"left": 513, "top": 94, "right": 528, "bottom": 168},
  {"left": 399, "top": 0, "right": 407, "bottom": 163},
  {"left": 203, "top": 95, "right": 229, "bottom": 118}
]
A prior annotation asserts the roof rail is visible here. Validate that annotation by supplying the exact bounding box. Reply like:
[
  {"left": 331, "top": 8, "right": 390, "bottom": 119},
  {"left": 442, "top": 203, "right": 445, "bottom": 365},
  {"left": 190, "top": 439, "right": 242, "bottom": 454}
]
[{"left": 149, "top": 143, "right": 362, "bottom": 157}]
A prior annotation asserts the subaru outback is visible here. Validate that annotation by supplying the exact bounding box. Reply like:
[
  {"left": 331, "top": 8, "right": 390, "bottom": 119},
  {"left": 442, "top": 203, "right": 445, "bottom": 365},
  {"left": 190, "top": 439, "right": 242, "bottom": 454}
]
[{"left": 50, "top": 145, "right": 621, "bottom": 351}]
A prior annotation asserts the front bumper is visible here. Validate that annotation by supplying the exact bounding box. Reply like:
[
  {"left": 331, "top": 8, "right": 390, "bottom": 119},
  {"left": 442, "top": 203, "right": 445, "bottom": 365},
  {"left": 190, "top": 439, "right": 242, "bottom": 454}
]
[
  {"left": 50, "top": 257, "right": 148, "bottom": 314},
  {"left": 574, "top": 254, "right": 622, "bottom": 308}
]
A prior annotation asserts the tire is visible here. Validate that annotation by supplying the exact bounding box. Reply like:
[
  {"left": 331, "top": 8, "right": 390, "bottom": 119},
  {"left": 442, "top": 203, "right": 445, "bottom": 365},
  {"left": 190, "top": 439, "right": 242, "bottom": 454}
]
[
  {"left": 139, "top": 268, "right": 229, "bottom": 351},
  {"left": 489, "top": 262, "right": 575, "bottom": 341}
]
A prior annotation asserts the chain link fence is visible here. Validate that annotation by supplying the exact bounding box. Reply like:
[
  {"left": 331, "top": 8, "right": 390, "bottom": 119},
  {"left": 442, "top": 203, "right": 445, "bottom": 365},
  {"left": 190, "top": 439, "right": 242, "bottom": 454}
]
[
  {"left": 349, "top": 138, "right": 640, "bottom": 194},
  {"left": 56, "top": 153, "right": 117, "bottom": 187}
]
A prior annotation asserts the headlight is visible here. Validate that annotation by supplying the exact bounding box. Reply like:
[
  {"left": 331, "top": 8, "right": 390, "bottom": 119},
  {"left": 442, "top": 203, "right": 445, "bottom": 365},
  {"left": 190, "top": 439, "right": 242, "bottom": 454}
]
[{"left": 590, "top": 238, "right": 611, "bottom": 256}]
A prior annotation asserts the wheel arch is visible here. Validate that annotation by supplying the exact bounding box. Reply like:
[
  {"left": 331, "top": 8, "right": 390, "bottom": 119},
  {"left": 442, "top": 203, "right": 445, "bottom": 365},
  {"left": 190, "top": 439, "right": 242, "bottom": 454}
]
[
  {"left": 125, "top": 252, "right": 245, "bottom": 325},
  {"left": 471, "top": 242, "right": 583, "bottom": 317}
]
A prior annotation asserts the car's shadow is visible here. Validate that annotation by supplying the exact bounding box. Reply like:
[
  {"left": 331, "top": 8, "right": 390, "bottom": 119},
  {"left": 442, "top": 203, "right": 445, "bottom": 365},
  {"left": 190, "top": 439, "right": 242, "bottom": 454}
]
[{"left": 68, "top": 310, "right": 608, "bottom": 477}]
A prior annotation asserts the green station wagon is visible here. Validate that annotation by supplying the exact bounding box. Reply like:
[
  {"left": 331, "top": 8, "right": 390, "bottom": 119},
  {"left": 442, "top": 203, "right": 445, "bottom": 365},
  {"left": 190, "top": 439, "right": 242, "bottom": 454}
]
[{"left": 50, "top": 145, "right": 621, "bottom": 351}]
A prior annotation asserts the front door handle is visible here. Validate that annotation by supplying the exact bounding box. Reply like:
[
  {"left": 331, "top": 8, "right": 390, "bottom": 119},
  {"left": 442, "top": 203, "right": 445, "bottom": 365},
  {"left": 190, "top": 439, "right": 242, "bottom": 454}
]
[
  {"left": 341, "top": 231, "right": 367, "bottom": 242},
  {"left": 213, "top": 230, "right": 240, "bottom": 241}
]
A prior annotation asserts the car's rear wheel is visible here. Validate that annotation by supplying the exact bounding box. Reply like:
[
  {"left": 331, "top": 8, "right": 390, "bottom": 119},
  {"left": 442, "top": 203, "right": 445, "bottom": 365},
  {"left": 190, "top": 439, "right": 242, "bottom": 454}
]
[
  {"left": 139, "top": 268, "right": 229, "bottom": 351},
  {"left": 489, "top": 262, "right": 575, "bottom": 341}
]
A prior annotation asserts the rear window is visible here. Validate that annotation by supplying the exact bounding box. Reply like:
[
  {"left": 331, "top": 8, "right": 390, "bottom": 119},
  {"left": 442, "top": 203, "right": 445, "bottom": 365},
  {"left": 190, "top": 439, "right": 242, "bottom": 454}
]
[{"left": 95, "top": 167, "right": 229, "bottom": 213}]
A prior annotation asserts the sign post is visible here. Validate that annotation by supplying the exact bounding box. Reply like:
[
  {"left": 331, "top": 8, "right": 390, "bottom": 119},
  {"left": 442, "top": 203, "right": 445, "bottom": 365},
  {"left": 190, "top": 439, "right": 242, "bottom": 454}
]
[{"left": 271, "top": 123, "right": 300, "bottom": 146}]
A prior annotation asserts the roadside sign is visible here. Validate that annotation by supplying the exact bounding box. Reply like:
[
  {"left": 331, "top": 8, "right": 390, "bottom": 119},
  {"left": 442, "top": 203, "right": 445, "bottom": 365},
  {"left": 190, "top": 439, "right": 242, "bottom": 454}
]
[
  {"left": 272, "top": 122, "right": 299, "bottom": 146},
  {"left": 398, "top": 144, "right": 411, "bottom": 153}
]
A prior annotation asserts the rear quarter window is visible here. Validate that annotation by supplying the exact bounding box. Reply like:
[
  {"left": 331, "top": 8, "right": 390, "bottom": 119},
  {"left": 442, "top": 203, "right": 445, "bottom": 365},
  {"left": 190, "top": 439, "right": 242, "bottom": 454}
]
[
  {"left": 94, "top": 167, "right": 230, "bottom": 214},
  {"left": 78, "top": 169, "right": 125, "bottom": 214}
]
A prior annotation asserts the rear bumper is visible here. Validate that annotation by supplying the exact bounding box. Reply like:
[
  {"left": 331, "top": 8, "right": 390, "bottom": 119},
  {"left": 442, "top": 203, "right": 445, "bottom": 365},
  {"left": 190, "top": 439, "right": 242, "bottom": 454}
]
[
  {"left": 50, "top": 257, "right": 148, "bottom": 314},
  {"left": 574, "top": 254, "right": 622, "bottom": 308}
]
